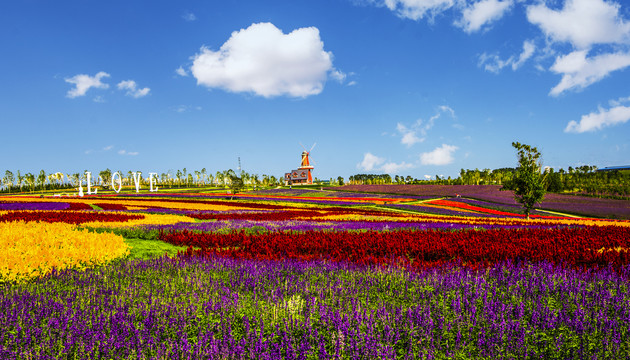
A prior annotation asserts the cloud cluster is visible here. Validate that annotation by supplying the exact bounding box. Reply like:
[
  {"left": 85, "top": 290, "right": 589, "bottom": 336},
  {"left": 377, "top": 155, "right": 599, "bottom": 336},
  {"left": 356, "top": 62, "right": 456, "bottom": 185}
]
[
  {"left": 384, "top": 0, "right": 455, "bottom": 21},
  {"left": 65, "top": 72, "right": 110, "bottom": 98},
  {"left": 376, "top": 0, "right": 630, "bottom": 100},
  {"left": 478, "top": 40, "right": 535, "bottom": 73},
  {"left": 566, "top": 100, "right": 630, "bottom": 133},
  {"left": 358, "top": 105, "right": 460, "bottom": 175},
  {"left": 383, "top": 0, "right": 514, "bottom": 31},
  {"left": 358, "top": 152, "right": 385, "bottom": 171},
  {"left": 457, "top": 0, "right": 513, "bottom": 33},
  {"left": 395, "top": 106, "right": 456, "bottom": 147},
  {"left": 190, "top": 22, "right": 341, "bottom": 98},
  {"left": 526, "top": 0, "right": 630, "bottom": 96},
  {"left": 85, "top": 145, "right": 139, "bottom": 156},
  {"left": 549, "top": 50, "right": 630, "bottom": 96},
  {"left": 117, "top": 80, "right": 151, "bottom": 98},
  {"left": 420, "top": 144, "right": 459, "bottom": 165},
  {"left": 182, "top": 11, "right": 197, "bottom": 22},
  {"left": 65, "top": 72, "right": 149, "bottom": 99},
  {"left": 357, "top": 144, "right": 458, "bottom": 174},
  {"left": 526, "top": 0, "right": 630, "bottom": 49},
  {"left": 357, "top": 152, "right": 417, "bottom": 174}
]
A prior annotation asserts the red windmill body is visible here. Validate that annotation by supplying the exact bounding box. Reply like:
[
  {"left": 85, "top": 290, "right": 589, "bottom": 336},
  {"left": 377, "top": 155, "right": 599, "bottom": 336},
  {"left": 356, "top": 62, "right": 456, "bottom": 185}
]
[{"left": 284, "top": 144, "right": 316, "bottom": 185}]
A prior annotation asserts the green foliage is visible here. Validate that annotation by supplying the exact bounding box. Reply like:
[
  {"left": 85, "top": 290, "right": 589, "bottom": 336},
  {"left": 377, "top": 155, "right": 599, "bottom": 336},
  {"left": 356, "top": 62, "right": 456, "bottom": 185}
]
[
  {"left": 511, "top": 142, "right": 547, "bottom": 219},
  {"left": 228, "top": 173, "right": 244, "bottom": 199},
  {"left": 123, "top": 238, "right": 188, "bottom": 259}
]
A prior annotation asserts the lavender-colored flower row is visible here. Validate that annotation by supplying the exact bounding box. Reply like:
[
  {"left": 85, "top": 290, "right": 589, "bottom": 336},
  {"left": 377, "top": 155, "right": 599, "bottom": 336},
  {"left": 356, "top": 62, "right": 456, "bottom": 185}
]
[
  {"left": 0, "top": 202, "right": 69, "bottom": 211},
  {"left": 126, "top": 208, "right": 274, "bottom": 215},
  {"left": 331, "top": 184, "right": 630, "bottom": 219},
  {"left": 2, "top": 256, "right": 628, "bottom": 358},
  {"left": 143, "top": 219, "right": 573, "bottom": 233},
  {"left": 121, "top": 193, "right": 367, "bottom": 206}
]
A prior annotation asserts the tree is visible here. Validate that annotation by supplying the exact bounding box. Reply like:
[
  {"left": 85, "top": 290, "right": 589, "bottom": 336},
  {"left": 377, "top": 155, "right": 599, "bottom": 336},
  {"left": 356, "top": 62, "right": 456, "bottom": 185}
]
[
  {"left": 99, "top": 169, "right": 112, "bottom": 190},
  {"left": 228, "top": 173, "right": 244, "bottom": 200},
  {"left": 337, "top": 176, "right": 344, "bottom": 186},
  {"left": 511, "top": 142, "right": 547, "bottom": 219},
  {"left": 176, "top": 170, "right": 182, "bottom": 187},
  {"left": 17, "top": 171, "right": 24, "bottom": 192},
  {"left": 4, "top": 170, "right": 14, "bottom": 190},
  {"left": 24, "top": 172, "right": 35, "bottom": 192}
]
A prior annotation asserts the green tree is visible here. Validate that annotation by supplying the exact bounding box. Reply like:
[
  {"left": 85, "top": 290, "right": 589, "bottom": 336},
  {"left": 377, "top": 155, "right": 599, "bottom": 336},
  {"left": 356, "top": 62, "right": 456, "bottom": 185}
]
[
  {"left": 511, "top": 142, "right": 547, "bottom": 219},
  {"left": 337, "top": 176, "right": 344, "bottom": 186},
  {"left": 24, "top": 172, "right": 35, "bottom": 192},
  {"left": 4, "top": 170, "right": 14, "bottom": 190},
  {"left": 99, "top": 169, "right": 112, "bottom": 190},
  {"left": 227, "top": 171, "right": 244, "bottom": 200},
  {"left": 37, "top": 170, "right": 47, "bottom": 191}
]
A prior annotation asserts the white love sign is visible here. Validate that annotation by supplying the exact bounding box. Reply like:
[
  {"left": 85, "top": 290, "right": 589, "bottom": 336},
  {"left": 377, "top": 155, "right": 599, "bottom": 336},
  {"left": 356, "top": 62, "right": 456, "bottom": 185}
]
[{"left": 79, "top": 171, "right": 159, "bottom": 195}]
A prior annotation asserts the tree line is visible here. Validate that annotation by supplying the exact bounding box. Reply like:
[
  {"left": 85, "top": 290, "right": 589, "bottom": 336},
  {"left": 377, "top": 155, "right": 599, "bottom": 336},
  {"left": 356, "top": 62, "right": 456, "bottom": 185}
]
[
  {"left": 348, "top": 166, "right": 629, "bottom": 198},
  {"left": 0, "top": 168, "right": 293, "bottom": 194}
]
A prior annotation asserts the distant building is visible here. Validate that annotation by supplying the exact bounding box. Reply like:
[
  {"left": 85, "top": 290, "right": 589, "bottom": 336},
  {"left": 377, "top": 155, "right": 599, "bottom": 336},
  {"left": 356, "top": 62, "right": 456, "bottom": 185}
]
[
  {"left": 596, "top": 166, "right": 630, "bottom": 172},
  {"left": 284, "top": 150, "right": 314, "bottom": 185}
]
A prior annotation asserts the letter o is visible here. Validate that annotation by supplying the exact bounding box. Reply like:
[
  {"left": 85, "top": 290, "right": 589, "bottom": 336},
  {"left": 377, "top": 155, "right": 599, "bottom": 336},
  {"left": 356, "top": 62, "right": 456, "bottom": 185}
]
[{"left": 111, "top": 172, "right": 123, "bottom": 193}]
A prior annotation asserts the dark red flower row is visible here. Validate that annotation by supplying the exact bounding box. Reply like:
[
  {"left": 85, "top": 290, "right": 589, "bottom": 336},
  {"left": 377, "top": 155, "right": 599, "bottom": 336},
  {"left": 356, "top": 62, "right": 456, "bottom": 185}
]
[
  {"left": 93, "top": 203, "right": 128, "bottom": 211},
  {"left": 0, "top": 211, "right": 144, "bottom": 225},
  {"left": 66, "top": 202, "right": 94, "bottom": 210},
  {"left": 161, "top": 227, "right": 630, "bottom": 270}
]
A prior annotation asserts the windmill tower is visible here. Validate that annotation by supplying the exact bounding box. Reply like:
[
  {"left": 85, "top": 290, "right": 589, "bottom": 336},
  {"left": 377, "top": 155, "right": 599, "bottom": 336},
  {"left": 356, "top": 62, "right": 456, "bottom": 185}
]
[{"left": 285, "top": 143, "right": 316, "bottom": 185}]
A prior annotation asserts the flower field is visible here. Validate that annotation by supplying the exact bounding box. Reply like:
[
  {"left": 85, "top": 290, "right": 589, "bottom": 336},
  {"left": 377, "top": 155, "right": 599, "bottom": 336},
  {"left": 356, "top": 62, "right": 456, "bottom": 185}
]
[{"left": 1, "top": 188, "right": 630, "bottom": 359}]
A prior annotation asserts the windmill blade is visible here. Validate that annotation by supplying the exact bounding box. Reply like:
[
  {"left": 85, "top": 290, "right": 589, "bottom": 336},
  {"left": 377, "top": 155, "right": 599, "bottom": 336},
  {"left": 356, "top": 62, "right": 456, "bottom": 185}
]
[
  {"left": 299, "top": 142, "right": 308, "bottom": 152},
  {"left": 310, "top": 142, "right": 317, "bottom": 152}
]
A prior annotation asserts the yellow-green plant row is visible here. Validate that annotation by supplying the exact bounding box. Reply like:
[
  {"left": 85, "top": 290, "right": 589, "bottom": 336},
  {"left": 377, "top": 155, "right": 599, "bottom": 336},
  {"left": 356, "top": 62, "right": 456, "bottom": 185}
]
[{"left": 0, "top": 221, "right": 129, "bottom": 283}]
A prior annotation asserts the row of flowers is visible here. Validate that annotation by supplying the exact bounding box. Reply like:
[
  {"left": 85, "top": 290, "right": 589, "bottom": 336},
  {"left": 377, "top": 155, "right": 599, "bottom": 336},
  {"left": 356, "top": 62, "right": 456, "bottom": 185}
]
[
  {"left": 3, "top": 255, "right": 628, "bottom": 358},
  {"left": 161, "top": 227, "right": 630, "bottom": 270},
  {"left": 0, "top": 211, "right": 144, "bottom": 225},
  {"left": 0, "top": 221, "right": 129, "bottom": 283}
]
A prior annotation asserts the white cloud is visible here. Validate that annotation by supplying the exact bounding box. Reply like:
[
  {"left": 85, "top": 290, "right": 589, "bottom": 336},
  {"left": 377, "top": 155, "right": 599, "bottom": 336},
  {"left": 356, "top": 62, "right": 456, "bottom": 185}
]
[
  {"left": 396, "top": 105, "right": 456, "bottom": 147},
  {"left": 524, "top": 0, "right": 630, "bottom": 95},
  {"left": 382, "top": 161, "right": 414, "bottom": 174},
  {"left": 117, "top": 80, "right": 151, "bottom": 98},
  {"left": 383, "top": 0, "right": 455, "bottom": 21},
  {"left": 512, "top": 40, "right": 536, "bottom": 70},
  {"left": 190, "top": 22, "right": 337, "bottom": 98},
  {"left": 565, "top": 104, "right": 630, "bottom": 133},
  {"left": 526, "top": 0, "right": 630, "bottom": 49},
  {"left": 176, "top": 66, "right": 189, "bottom": 77},
  {"left": 182, "top": 11, "right": 197, "bottom": 22},
  {"left": 118, "top": 150, "right": 139, "bottom": 156},
  {"left": 330, "top": 69, "right": 347, "bottom": 83},
  {"left": 610, "top": 95, "right": 630, "bottom": 106},
  {"left": 65, "top": 71, "right": 110, "bottom": 98},
  {"left": 549, "top": 50, "right": 630, "bottom": 96},
  {"left": 478, "top": 40, "right": 536, "bottom": 73},
  {"left": 420, "top": 144, "right": 458, "bottom": 165},
  {"left": 103, "top": 145, "right": 114, "bottom": 151},
  {"left": 397, "top": 123, "right": 423, "bottom": 147},
  {"left": 357, "top": 152, "right": 385, "bottom": 171},
  {"left": 457, "top": 0, "right": 512, "bottom": 33}
]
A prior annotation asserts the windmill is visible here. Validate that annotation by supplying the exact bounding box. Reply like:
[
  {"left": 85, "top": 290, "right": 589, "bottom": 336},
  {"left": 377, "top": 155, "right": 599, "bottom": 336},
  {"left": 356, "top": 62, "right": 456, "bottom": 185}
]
[{"left": 285, "top": 143, "right": 316, "bottom": 185}]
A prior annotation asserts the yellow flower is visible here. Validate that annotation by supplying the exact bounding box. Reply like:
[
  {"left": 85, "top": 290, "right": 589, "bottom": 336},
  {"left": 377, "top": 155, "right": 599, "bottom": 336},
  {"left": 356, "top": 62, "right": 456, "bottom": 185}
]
[{"left": 0, "top": 221, "right": 129, "bottom": 283}]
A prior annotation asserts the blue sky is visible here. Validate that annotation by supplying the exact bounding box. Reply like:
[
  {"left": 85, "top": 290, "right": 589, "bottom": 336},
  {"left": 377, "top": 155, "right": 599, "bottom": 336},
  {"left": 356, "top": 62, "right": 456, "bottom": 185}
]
[{"left": 1, "top": 0, "right": 629, "bottom": 181}]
